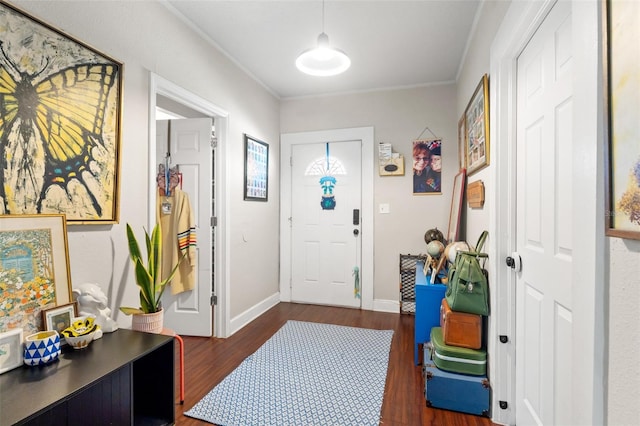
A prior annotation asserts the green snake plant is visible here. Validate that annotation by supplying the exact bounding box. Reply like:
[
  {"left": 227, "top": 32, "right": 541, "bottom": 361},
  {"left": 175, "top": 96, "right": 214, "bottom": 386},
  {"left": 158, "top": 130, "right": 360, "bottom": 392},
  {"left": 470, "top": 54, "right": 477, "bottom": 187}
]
[{"left": 119, "top": 223, "right": 185, "bottom": 315}]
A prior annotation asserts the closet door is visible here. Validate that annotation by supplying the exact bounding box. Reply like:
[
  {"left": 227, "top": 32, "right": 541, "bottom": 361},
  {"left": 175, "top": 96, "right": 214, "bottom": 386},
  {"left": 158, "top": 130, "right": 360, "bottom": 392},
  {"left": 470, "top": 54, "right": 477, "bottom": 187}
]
[{"left": 157, "top": 118, "right": 213, "bottom": 337}]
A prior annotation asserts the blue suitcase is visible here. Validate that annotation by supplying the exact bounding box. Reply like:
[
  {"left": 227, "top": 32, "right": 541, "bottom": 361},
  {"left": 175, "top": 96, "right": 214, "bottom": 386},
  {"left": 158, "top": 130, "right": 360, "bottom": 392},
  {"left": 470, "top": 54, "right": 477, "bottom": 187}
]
[{"left": 422, "top": 350, "right": 491, "bottom": 417}]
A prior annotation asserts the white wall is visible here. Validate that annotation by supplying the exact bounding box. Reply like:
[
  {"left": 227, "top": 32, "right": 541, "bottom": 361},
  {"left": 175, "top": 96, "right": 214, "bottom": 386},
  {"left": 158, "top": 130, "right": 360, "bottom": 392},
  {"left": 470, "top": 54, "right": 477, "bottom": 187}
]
[
  {"left": 608, "top": 237, "right": 640, "bottom": 424},
  {"left": 13, "top": 1, "right": 281, "bottom": 328},
  {"left": 456, "top": 0, "right": 510, "bottom": 247},
  {"left": 281, "top": 85, "right": 458, "bottom": 304}
]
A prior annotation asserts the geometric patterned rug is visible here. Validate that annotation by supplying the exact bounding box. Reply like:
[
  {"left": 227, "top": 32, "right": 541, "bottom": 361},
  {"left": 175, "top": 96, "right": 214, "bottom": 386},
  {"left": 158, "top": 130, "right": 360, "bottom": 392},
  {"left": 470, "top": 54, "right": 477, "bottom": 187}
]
[{"left": 185, "top": 320, "right": 394, "bottom": 426}]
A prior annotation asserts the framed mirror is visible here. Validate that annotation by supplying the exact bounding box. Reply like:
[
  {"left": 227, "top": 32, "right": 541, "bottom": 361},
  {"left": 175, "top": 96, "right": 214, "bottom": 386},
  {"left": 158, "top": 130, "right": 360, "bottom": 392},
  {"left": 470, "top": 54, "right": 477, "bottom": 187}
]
[{"left": 447, "top": 169, "right": 466, "bottom": 243}]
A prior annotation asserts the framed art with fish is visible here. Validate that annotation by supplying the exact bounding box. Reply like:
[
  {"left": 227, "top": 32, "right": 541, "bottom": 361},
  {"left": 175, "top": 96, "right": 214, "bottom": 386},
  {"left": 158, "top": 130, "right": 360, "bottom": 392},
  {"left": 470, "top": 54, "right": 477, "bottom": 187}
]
[{"left": 0, "top": 1, "right": 122, "bottom": 224}]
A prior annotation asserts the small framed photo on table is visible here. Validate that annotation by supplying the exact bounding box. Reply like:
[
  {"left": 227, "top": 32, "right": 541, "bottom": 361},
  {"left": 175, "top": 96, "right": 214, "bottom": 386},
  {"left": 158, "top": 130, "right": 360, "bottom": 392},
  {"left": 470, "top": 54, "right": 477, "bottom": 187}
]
[
  {"left": 0, "top": 328, "right": 24, "bottom": 374},
  {"left": 42, "top": 302, "right": 78, "bottom": 336}
]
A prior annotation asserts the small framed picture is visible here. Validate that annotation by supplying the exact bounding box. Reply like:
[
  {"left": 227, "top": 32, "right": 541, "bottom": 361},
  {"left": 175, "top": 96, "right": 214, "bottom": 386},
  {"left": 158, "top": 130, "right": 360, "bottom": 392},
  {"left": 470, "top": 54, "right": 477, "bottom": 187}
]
[
  {"left": 243, "top": 134, "right": 269, "bottom": 201},
  {"left": 41, "top": 302, "right": 78, "bottom": 337},
  {"left": 0, "top": 328, "right": 24, "bottom": 374}
]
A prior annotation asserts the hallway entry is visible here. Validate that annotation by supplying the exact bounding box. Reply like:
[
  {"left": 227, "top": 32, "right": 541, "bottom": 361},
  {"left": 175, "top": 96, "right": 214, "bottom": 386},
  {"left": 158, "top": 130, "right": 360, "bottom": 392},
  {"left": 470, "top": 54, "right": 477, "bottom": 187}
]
[{"left": 280, "top": 127, "right": 375, "bottom": 310}]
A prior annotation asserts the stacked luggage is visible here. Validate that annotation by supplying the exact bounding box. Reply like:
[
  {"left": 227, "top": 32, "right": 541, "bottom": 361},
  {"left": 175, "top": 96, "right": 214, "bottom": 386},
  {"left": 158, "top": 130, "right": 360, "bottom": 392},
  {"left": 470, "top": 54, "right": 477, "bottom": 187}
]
[{"left": 422, "top": 231, "right": 491, "bottom": 417}]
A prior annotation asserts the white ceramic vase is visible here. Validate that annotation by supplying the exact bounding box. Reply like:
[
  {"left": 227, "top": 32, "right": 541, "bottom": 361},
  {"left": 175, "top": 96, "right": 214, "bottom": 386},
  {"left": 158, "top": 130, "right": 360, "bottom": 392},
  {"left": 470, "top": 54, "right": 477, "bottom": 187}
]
[{"left": 131, "top": 309, "right": 164, "bottom": 334}]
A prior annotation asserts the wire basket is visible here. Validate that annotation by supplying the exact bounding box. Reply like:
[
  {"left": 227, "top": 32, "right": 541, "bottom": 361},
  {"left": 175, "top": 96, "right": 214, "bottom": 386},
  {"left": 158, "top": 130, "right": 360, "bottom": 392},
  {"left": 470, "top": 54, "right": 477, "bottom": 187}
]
[{"left": 399, "top": 254, "right": 425, "bottom": 314}]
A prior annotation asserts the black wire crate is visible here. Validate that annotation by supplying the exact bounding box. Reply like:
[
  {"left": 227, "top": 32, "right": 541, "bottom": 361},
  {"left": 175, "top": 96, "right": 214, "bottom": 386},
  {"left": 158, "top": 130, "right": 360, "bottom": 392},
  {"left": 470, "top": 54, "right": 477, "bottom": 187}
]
[{"left": 399, "top": 253, "right": 425, "bottom": 314}]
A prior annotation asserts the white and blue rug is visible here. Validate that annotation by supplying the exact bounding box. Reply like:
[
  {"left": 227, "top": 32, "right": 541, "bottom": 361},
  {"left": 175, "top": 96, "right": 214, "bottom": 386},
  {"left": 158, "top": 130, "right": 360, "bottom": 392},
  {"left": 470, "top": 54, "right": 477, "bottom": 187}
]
[{"left": 185, "top": 320, "right": 394, "bottom": 426}]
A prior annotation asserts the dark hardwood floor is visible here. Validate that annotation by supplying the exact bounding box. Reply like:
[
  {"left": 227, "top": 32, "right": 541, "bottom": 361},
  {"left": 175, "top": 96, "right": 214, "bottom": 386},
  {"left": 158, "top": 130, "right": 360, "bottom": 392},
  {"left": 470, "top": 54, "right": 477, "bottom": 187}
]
[{"left": 173, "top": 302, "right": 495, "bottom": 425}]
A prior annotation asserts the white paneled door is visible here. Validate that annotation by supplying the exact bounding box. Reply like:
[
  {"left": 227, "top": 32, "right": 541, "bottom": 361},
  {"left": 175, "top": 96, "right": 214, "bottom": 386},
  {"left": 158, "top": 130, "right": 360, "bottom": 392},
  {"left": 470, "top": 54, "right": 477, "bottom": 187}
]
[
  {"left": 290, "top": 141, "right": 362, "bottom": 308},
  {"left": 515, "top": 1, "right": 573, "bottom": 424},
  {"left": 158, "top": 118, "right": 213, "bottom": 337}
]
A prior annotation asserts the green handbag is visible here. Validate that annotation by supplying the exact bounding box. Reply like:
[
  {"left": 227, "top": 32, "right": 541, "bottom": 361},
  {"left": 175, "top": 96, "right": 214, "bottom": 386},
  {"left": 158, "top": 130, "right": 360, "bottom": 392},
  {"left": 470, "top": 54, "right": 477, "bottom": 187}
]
[{"left": 445, "top": 231, "right": 489, "bottom": 316}]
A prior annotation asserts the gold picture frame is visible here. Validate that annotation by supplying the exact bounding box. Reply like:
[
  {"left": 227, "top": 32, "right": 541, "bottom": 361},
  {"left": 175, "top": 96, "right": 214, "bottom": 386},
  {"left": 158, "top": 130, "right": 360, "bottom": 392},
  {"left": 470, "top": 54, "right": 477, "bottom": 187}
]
[
  {"left": 0, "top": 214, "right": 72, "bottom": 335},
  {"left": 0, "top": 2, "right": 123, "bottom": 224},
  {"left": 604, "top": 0, "right": 640, "bottom": 239},
  {"left": 464, "top": 74, "right": 490, "bottom": 176}
]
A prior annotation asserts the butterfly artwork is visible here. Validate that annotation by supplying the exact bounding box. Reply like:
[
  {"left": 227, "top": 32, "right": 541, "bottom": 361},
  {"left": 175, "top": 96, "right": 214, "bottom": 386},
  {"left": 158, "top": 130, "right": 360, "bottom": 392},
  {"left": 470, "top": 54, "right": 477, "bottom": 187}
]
[{"left": 0, "top": 3, "right": 122, "bottom": 223}]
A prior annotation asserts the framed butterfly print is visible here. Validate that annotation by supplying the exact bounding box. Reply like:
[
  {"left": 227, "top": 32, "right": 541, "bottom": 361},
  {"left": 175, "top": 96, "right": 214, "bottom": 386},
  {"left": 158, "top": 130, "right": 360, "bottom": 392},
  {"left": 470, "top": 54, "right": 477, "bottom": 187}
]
[{"left": 0, "top": 1, "right": 123, "bottom": 224}]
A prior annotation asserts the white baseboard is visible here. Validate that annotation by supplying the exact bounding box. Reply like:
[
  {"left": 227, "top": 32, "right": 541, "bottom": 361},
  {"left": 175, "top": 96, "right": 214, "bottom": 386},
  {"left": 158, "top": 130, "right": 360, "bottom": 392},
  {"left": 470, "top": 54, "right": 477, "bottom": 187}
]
[
  {"left": 230, "top": 295, "right": 400, "bottom": 337},
  {"left": 229, "top": 292, "right": 280, "bottom": 336},
  {"left": 373, "top": 299, "right": 400, "bottom": 313}
]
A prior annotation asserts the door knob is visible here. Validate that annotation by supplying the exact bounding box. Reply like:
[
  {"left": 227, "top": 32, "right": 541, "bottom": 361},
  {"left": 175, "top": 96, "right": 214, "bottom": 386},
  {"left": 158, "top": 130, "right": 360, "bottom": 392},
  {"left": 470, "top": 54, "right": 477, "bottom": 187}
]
[
  {"left": 353, "top": 229, "right": 359, "bottom": 236},
  {"left": 505, "top": 252, "right": 522, "bottom": 271}
]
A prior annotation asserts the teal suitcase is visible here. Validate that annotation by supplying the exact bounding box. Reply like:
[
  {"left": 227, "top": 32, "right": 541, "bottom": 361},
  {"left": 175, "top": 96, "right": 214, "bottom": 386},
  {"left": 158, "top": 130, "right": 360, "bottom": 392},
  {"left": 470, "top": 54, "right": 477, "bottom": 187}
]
[
  {"left": 429, "top": 327, "right": 486, "bottom": 376},
  {"left": 423, "top": 353, "right": 491, "bottom": 417}
]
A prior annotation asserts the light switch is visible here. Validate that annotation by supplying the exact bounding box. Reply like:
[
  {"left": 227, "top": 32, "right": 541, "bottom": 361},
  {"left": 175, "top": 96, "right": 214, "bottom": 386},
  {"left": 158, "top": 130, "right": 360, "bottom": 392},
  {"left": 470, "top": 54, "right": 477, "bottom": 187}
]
[{"left": 379, "top": 203, "right": 390, "bottom": 214}]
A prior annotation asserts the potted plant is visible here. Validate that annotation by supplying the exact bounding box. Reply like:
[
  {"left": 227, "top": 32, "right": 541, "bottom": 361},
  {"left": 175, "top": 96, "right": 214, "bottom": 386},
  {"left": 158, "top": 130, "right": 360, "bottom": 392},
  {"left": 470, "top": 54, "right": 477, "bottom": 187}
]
[{"left": 120, "top": 223, "right": 185, "bottom": 333}]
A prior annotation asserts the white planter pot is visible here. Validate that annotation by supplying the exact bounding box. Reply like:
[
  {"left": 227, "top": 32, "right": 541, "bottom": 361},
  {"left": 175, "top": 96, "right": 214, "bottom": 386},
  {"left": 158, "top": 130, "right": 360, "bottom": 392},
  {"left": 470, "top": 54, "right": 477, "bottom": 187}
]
[{"left": 131, "top": 309, "right": 164, "bottom": 334}]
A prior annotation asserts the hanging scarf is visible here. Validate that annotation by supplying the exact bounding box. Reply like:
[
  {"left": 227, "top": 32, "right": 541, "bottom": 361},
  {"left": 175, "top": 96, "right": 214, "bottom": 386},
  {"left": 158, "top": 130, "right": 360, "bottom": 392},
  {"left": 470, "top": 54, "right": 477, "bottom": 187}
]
[{"left": 353, "top": 266, "right": 360, "bottom": 299}]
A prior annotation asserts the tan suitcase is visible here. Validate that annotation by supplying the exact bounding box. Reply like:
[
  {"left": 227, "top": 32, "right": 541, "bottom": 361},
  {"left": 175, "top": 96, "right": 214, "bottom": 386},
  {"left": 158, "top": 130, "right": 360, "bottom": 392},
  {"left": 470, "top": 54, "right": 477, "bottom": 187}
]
[{"left": 440, "top": 298, "right": 483, "bottom": 349}]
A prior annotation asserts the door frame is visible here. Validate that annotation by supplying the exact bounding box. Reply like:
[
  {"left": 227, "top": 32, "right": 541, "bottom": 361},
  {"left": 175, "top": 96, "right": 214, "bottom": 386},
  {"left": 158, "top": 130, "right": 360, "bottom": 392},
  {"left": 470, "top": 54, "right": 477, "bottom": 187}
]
[
  {"left": 489, "top": 1, "right": 605, "bottom": 424},
  {"left": 280, "top": 127, "right": 374, "bottom": 310},
  {"left": 148, "top": 73, "right": 231, "bottom": 338}
]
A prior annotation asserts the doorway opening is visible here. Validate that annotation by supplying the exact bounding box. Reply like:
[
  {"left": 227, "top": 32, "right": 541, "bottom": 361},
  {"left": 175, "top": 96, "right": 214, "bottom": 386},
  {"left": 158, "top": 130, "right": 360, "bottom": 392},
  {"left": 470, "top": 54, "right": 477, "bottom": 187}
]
[{"left": 149, "top": 73, "right": 230, "bottom": 338}]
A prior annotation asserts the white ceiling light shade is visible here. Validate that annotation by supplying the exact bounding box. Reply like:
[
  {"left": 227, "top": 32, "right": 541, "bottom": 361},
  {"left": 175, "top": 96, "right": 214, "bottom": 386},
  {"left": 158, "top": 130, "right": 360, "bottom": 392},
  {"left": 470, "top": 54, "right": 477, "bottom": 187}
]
[
  {"left": 296, "top": 32, "right": 351, "bottom": 76},
  {"left": 296, "top": 1, "right": 350, "bottom": 77}
]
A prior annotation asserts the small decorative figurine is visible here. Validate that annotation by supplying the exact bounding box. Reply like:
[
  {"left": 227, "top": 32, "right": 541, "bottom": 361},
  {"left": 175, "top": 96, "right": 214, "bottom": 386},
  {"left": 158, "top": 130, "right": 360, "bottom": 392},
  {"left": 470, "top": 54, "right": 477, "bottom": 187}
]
[{"left": 72, "top": 283, "right": 119, "bottom": 339}]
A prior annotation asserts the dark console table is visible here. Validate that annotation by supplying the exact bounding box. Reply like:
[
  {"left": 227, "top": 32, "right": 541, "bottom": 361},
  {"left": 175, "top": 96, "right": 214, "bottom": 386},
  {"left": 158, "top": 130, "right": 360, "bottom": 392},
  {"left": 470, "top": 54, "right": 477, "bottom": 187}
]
[{"left": 0, "top": 329, "right": 174, "bottom": 425}]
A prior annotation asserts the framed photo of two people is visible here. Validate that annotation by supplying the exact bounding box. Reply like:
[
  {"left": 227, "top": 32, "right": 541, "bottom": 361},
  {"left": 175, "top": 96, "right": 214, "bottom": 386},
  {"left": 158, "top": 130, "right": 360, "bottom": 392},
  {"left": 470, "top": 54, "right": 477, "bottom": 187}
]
[{"left": 412, "top": 139, "right": 441, "bottom": 194}]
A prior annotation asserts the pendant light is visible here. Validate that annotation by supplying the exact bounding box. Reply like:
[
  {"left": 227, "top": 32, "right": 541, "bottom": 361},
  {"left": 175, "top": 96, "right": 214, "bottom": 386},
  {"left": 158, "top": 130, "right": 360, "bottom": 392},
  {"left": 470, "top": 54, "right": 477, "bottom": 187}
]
[{"left": 296, "top": 0, "right": 351, "bottom": 76}]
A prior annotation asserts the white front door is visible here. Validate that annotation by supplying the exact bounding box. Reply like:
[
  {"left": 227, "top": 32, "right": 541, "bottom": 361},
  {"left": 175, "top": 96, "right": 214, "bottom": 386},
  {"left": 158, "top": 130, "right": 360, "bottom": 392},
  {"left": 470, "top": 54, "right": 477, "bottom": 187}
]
[
  {"left": 290, "top": 141, "right": 362, "bottom": 308},
  {"left": 515, "top": 1, "right": 573, "bottom": 424},
  {"left": 157, "top": 118, "right": 213, "bottom": 337}
]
